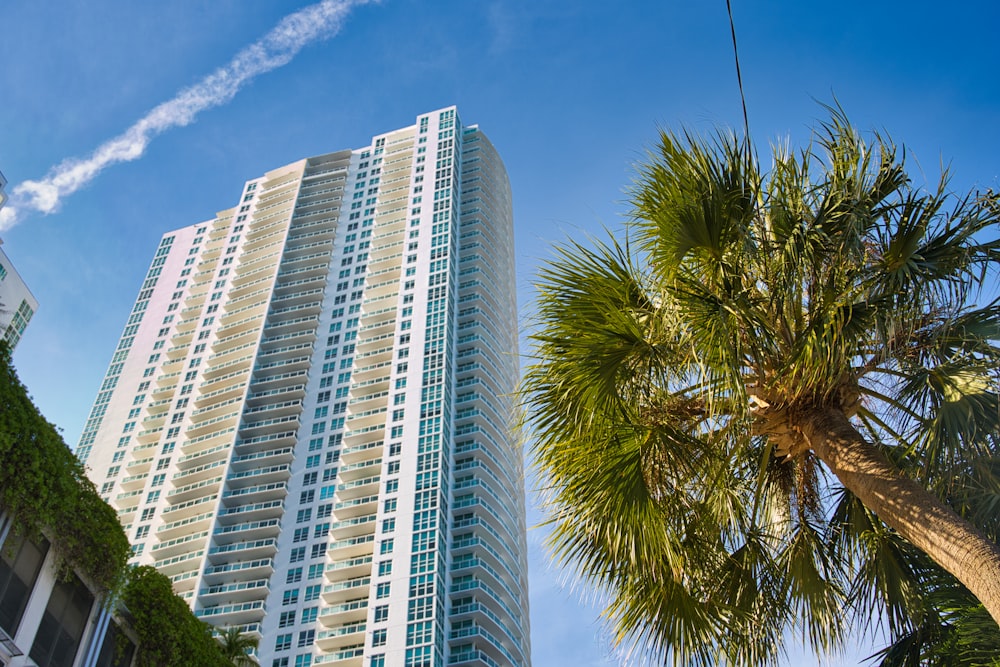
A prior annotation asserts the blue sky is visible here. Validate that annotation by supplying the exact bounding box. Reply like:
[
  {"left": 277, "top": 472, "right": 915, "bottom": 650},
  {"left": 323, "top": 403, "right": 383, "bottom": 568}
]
[{"left": 2, "top": 1, "right": 999, "bottom": 664}]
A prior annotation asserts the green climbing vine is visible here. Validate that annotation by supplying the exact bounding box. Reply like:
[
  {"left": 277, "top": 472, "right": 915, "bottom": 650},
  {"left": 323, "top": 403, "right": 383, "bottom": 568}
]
[
  {"left": 0, "top": 341, "right": 129, "bottom": 593},
  {"left": 0, "top": 343, "right": 236, "bottom": 666},
  {"left": 121, "top": 566, "right": 232, "bottom": 667}
]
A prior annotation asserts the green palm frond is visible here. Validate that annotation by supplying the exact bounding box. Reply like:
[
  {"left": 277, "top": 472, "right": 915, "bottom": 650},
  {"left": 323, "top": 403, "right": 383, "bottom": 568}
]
[{"left": 524, "top": 108, "right": 1000, "bottom": 664}]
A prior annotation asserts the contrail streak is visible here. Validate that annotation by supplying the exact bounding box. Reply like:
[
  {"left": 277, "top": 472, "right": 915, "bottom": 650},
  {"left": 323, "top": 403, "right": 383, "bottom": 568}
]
[{"left": 0, "top": 0, "right": 368, "bottom": 232}]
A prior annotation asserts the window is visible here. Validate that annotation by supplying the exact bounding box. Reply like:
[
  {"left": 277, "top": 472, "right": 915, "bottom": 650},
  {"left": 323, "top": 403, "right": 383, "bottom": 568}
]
[
  {"left": 94, "top": 620, "right": 136, "bottom": 667},
  {"left": 378, "top": 560, "right": 392, "bottom": 577},
  {"left": 28, "top": 572, "right": 94, "bottom": 667},
  {"left": 382, "top": 518, "right": 395, "bottom": 534},
  {"left": 286, "top": 568, "right": 303, "bottom": 584},
  {"left": 372, "top": 628, "right": 387, "bottom": 647},
  {"left": 279, "top": 611, "right": 296, "bottom": 628},
  {"left": 304, "top": 585, "right": 321, "bottom": 602},
  {"left": 376, "top": 582, "right": 390, "bottom": 599},
  {"left": 0, "top": 535, "right": 49, "bottom": 635},
  {"left": 273, "top": 660, "right": 289, "bottom": 667},
  {"left": 282, "top": 589, "right": 299, "bottom": 606},
  {"left": 275, "top": 634, "right": 292, "bottom": 651},
  {"left": 301, "top": 606, "right": 318, "bottom": 623},
  {"left": 310, "top": 543, "right": 326, "bottom": 559},
  {"left": 297, "top": 630, "right": 314, "bottom": 647},
  {"left": 374, "top": 605, "right": 389, "bottom": 622},
  {"left": 290, "top": 547, "right": 305, "bottom": 563}
]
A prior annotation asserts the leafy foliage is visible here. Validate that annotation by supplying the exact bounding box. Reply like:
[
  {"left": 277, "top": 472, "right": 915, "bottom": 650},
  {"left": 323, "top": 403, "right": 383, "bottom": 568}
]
[
  {"left": 524, "top": 110, "right": 1000, "bottom": 665},
  {"left": 218, "top": 625, "right": 260, "bottom": 666},
  {"left": 0, "top": 342, "right": 236, "bottom": 666},
  {"left": 0, "top": 340, "right": 129, "bottom": 593},
  {"left": 121, "top": 566, "right": 232, "bottom": 667}
]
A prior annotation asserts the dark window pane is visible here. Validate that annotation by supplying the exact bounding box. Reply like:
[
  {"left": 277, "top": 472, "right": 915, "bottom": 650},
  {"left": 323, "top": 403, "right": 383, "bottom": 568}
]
[
  {"left": 29, "top": 573, "right": 94, "bottom": 667},
  {"left": 0, "top": 535, "right": 49, "bottom": 636},
  {"left": 95, "top": 621, "right": 135, "bottom": 667}
]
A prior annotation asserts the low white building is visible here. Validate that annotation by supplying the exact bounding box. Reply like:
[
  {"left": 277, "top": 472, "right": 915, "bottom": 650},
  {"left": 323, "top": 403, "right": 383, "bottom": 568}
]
[
  {"left": 0, "top": 515, "right": 136, "bottom": 667},
  {"left": 0, "top": 170, "right": 38, "bottom": 350}
]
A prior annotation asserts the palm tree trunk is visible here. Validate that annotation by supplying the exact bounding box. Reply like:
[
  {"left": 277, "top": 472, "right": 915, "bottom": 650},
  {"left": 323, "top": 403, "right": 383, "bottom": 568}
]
[{"left": 798, "top": 406, "right": 1000, "bottom": 626}]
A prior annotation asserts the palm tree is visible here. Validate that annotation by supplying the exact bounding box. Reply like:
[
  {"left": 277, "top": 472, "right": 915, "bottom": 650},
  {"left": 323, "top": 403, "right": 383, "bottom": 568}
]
[
  {"left": 217, "top": 626, "right": 259, "bottom": 666},
  {"left": 523, "top": 110, "right": 1000, "bottom": 665}
]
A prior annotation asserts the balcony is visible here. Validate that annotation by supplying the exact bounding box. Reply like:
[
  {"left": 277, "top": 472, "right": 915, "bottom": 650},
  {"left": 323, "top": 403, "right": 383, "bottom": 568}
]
[
  {"left": 337, "top": 457, "right": 381, "bottom": 482},
  {"left": 319, "top": 597, "right": 367, "bottom": 625},
  {"left": 206, "top": 538, "right": 278, "bottom": 564},
  {"left": 212, "top": 518, "right": 281, "bottom": 545},
  {"left": 215, "top": 500, "right": 284, "bottom": 524},
  {"left": 326, "top": 533, "right": 375, "bottom": 561},
  {"left": 166, "top": 475, "right": 224, "bottom": 504},
  {"left": 334, "top": 475, "right": 380, "bottom": 501},
  {"left": 321, "top": 577, "right": 370, "bottom": 604},
  {"left": 200, "top": 558, "right": 274, "bottom": 584},
  {"left": 315, "top": 622, "right": 365, "bottom": 651},
  {"left": 332, "top": 494, "right": 378, "bottom": 519},
  {"left": 194, "top": 600, "right": 265, "bottom": 626},
  {"left": 325, "top": 555, "right": 372, "bottom": 580},
  {"left": 198, "top": 578, "right": 270, "bottom": 604}
]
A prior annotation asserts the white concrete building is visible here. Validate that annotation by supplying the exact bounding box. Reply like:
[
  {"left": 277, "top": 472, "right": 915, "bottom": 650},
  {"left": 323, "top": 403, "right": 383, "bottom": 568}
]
[
  {"left": 0, "top": 516, "right": 135, "bottom": 667},
  {"left": 76, "top": 108, "right": 530, "bottom": 667},
  {"left": 0, "top": 240, "right": 38, "bottom": 351}
]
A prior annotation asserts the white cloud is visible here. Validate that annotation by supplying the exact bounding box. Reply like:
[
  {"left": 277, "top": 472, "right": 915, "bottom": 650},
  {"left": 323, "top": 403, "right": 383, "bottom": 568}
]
[{"left": 0, "top": 0, "right": 371, "bottom": 232}]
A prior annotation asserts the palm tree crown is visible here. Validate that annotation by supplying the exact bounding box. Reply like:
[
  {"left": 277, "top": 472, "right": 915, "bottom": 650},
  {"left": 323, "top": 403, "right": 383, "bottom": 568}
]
[
  {"left": 217, "top": 626, "right": 259, "bottom": 666},
  {"left": 524, "top": 111, "right": 1000, "bottom": 666}
]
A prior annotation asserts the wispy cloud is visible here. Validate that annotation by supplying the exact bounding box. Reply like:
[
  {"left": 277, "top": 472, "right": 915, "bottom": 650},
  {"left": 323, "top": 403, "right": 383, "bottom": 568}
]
[{"left": 0, "top": 0, "right": 370, "bottom": 232}]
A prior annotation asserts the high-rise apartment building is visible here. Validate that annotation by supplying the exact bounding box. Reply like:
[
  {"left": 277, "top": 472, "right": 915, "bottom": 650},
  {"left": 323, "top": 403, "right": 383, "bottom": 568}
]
[
  {"left": 0, "top": 241, "right": 37, "bottom": 350},
  {"left": 77, "top": 108, "right": 530, "bottom": 667}
]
